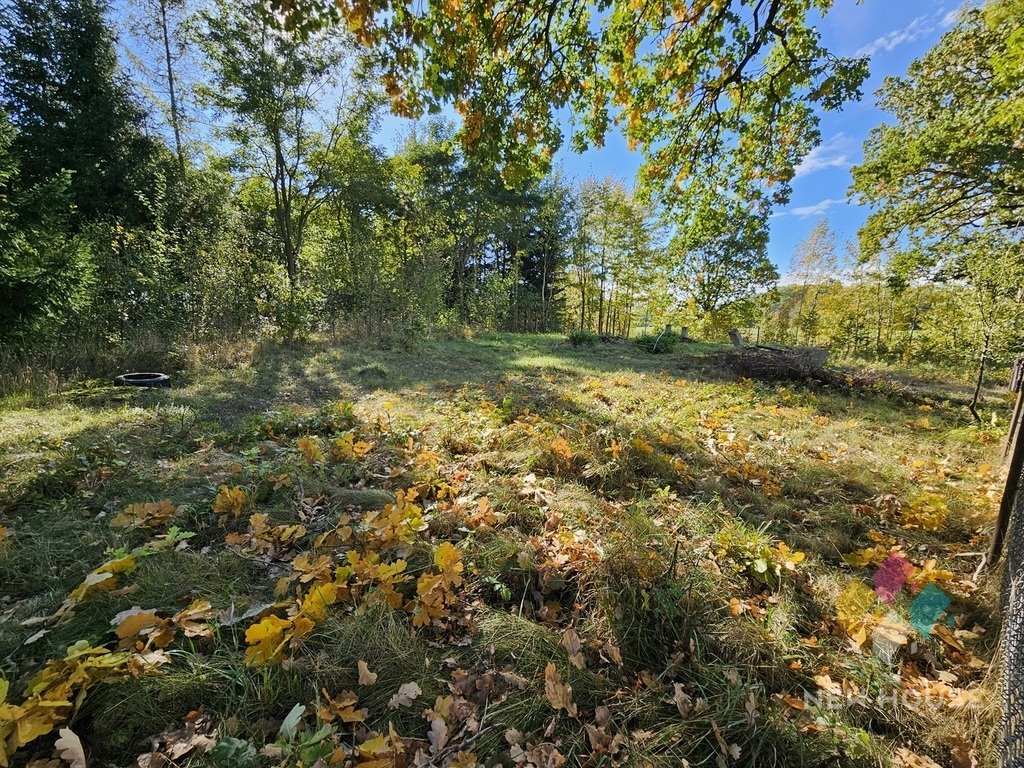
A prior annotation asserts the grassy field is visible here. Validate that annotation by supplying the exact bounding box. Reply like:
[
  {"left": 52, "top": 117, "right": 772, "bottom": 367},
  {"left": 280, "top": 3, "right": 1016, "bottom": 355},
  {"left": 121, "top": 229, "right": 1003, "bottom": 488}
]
[{"left": 0, "top": 333, "right": 1010, "bottom": 767}]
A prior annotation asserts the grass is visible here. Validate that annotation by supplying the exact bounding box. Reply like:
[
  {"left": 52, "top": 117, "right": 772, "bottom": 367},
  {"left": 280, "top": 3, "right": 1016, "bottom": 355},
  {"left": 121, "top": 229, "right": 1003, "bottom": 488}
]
[{"left": 0, "top": 332, "right": 1010, "bottom": 767}]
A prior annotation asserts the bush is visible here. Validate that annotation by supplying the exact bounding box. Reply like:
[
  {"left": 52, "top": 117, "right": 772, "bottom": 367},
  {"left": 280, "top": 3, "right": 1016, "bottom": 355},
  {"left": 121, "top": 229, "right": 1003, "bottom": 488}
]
[
  {"left": 567, "top": 329, "right": 599, "bottom": 347},
  {"left": 634, "top": 331, "right": 677, "bottom": 354}
]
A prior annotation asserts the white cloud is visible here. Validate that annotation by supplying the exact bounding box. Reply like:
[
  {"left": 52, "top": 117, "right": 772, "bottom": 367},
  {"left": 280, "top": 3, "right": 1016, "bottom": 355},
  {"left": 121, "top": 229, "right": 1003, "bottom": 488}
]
[
  {"left": 856, "top": 14, "right": 936, "bottom": 57},
  {"left": 795, "top": 133, "right": 855, "bottom": 178},
  {"left": 785, "top": 198, "right": 847, "bottom": 218},
  {"left": 940, "top": 8, "right": 960, "bottom": 27}
]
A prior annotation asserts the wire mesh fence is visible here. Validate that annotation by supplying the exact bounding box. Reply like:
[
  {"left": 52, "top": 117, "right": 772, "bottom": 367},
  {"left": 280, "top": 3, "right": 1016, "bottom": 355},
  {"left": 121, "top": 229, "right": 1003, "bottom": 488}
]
[
  {"left": 1003, "top": 490, "right": 1024, "bottom": 766},
  {"left": 1000, "top": 360, "right": 1024, "bottom": 767}
]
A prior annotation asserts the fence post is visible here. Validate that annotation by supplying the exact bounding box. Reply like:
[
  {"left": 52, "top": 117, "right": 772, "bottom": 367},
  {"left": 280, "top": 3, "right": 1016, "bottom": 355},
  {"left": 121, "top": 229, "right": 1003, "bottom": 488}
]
[{"left": 987, "top": 358, "right": 1024, "bottom": 567}]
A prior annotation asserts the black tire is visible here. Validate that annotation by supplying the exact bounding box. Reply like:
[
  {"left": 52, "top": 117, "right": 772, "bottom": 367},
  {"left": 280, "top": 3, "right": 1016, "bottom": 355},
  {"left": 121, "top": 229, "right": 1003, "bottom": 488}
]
[{"left": 113, "top": 372, "right": 171, "bottom": 388}]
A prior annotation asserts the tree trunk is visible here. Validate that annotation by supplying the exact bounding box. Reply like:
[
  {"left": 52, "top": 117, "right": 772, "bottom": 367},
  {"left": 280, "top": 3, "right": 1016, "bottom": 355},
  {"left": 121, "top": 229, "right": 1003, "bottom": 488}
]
[
  {"left": 158, "top": 0, "right": 185, "bottom": 178},
  {"left": 969, "top": 330, "right": 991, "bottom": 422}
]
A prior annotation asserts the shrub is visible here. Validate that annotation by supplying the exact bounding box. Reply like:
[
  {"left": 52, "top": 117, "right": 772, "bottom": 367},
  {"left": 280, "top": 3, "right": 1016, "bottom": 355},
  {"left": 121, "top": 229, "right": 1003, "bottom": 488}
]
[
  {"left": 567, "top": 329, "right": 599, "bottom": 347},
  {"left": 634, "top": 331, "right": 677, "bottom": 354}
]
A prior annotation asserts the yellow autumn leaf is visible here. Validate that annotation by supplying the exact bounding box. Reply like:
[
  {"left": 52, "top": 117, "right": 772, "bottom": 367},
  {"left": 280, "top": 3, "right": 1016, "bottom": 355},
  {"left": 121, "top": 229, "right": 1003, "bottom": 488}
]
[
  {"left": 244, "top": 615, "right": 293, "bottom": 666},
  {"left": 434, "top": 541, "right": 463, "bottom": 574},
  {"left": 296, "top": 435, "right": 325, "bottom": 465},
  {"left": 212, "top": 485, "right": 247, "bottom": 516},
  {"left": 110, "top": 499, "right": 177, "bottom": 528},
  {"left": 298, "top": 582, "right": 337, "bottom": 622}
]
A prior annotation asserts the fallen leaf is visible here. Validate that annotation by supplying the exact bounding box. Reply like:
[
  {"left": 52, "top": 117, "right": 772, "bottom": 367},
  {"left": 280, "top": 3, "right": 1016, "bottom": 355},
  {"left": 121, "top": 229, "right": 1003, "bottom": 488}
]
[
  {"left": 388, "top": 681, "right": 422, "bottom": 709},
  {"left": 559, "top": 627, "right": 585, "bottom": 669},
  {"left": 55, "top": 728, "right": 87, "bottom": 768},
  {"left": 893, "top": 747, "right": 943, "bottom": 768},
  {"left": 358, "top": 660, "right": 378, "bottom": 685},
  {"left": 672, "top": 683, "right": 693, "bottom": 717},
  {"left": 543, "top": 662, "right": 577, "bottom": 717}
]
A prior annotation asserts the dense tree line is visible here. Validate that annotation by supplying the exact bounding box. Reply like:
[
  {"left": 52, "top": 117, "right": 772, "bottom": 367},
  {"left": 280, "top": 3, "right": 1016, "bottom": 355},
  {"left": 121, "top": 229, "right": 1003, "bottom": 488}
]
[
  {"left": 0, "top": 0, "right": 594, "bottom": 362},
  {"left": 0, "top": 0, "right": 1020, "bottom": 385}
]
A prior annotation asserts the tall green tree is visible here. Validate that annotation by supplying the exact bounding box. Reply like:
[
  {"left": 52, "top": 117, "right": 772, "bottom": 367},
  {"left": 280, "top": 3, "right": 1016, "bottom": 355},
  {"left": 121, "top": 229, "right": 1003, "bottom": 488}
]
[
  {"left": 789, "top": 219, "right": 840, "bottom": 345},
  {"left": 0, "top": 113, "right": 91, "bottom": 346},
  {"left": 0, "top": 0, "right": 162, "bottom": 228},
  {"left": 851, "top": 0, "right": 1024, "bottom": 274},
  {"left": 668, "top": 192, "right": 777, "bottom": 332},
  {"left": 196, "top": 0, "right": 369, "bottom": 295},
  {"left": 572, "top": 179, "right": 653, "bottom": 336},
  {"left": 125, "top": 0, "right": 193, "bottom": 177},
  {"left": 851, "top": 0, "right": 1024, "bottom": 415}
]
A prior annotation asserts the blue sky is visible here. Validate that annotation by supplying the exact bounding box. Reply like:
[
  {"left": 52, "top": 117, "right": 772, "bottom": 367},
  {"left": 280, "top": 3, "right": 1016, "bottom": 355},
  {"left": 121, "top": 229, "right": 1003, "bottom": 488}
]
[
  {"left": 548, "top": 0, "right": 964, "bottom": 274},
  {"left": 373, "top": 1, "right": 964, "bottom": 274},
  {"left": 121, "top": 0, "right": 963, "bottom": 276}
]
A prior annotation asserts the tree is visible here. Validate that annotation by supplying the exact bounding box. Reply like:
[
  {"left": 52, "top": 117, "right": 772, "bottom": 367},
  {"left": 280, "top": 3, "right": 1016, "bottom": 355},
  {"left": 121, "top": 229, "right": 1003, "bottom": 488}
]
[
  {"left": 517, "top": 176, "right": 574, "bottom": 332},
  {"left": 668, "top": 192, "right": 777, "bottom": 332},
  {"left": 851, "top": 0, "right": 1024, "bottom": 416},
  {"left": 124, "top": 0, "right": 193, "bottom": 177},
  {"left": 789, "top": 219, "right": 840, "bottom": 345},
  {"left": 571, "top": 179, "right": 653, "bottom": 336},
  {"left": 851, "top": 0, "right": 1024, "bottom": 272},
  {"left": 195, "top": 0, "right": 360, "bottom": 291},
  {"left": 0, "top": 113, "right": 91, "bottom": 346},
  {"left": 0, "top": 0, "right": 163, "bottom": 228},
  {"left": 265, "top": 0, "right": 867, "bottom": 212}
]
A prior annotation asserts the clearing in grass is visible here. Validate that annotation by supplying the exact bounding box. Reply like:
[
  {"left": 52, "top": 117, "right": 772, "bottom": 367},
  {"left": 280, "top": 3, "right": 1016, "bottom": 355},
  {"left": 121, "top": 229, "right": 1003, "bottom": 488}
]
[{"left": 0, "top": 334, "right": 1007, "bottom": 767}]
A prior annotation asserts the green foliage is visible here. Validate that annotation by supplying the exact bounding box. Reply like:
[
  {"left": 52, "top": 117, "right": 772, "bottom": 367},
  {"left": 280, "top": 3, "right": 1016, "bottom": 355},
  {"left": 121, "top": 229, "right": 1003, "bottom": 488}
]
[
  {"left": 0, "top": 114, "right": 92, "bottom": 345},
  {"left": 851, "top": 0, "right": 1023, "bottom": 274},
  {"left": 567, "top": 179, "right": 664, "bottom": 338},
  {"left": 195, "top": 0, "right": 357, "bottom": 289},
  {"left": 633, "top": 332, "right": 676, "bottom": 354},
  {"left": 567, "top": 329, "right": 599, "bottom": 347},
  {"left": 265, "top": 0, "right": 867, "bottom": 218},
  {"left": 668, "top": 190, "right": 778, "bottom": 332},
  {"left": 0, "top": 0, "right": 163, "bottom": 228}
]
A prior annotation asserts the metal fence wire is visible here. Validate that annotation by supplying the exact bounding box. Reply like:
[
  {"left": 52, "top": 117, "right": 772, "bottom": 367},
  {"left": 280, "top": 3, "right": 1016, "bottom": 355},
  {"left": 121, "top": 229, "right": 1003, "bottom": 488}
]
[
  {"left": 1003, "top": 488, "right": 1024, "bottom": 766},
  {"left": 1002, "top": 359, "right": 1024, "bottom": 767}
]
